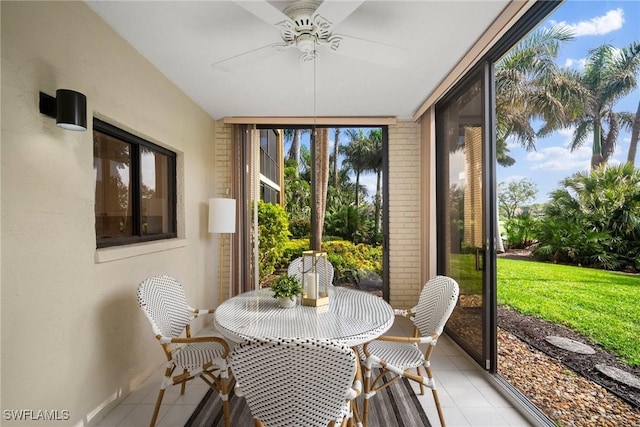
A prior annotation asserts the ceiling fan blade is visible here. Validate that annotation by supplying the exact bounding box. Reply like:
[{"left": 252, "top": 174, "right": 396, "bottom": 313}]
[
  {"left": 212, "top": 43, "right": 285, "bottom": 72},
  {"left": 333, "top": 34, "right": 410, "bottom": 68},
  {"left": 235, "top": 1, "right": 291, "bottom": 26},
  {"left": 314, "top": 0, "right": 365, "bottom": 28}
]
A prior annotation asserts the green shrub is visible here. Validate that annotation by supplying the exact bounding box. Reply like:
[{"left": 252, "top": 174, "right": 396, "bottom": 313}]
[
  {"left": 275, "top": 239, "right": 382, "bottom": 284},
  {"left": 324, "top": 205, "right": 370, "bottom": 243},
  {"left": 504, "top": 214, "right": 538, "bottom": 248},
  {"left": 258, "top": 201, "right": 290, "bottom": 281},
  {"left": 323, "top": 240, "right": 382, "bottom": 283},
  {"left": 534, "top": 164, "right": 640, "bottom": 271},
  {"left": 278, "top": 239, "right": 310, "bottom": 269}
]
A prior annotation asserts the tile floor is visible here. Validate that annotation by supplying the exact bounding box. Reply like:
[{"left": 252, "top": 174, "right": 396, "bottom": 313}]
[{"left": 94, "top": 318, "right": 536, "bottom": 427}]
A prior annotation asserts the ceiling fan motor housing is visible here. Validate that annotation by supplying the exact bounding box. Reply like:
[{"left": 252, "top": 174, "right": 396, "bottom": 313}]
[{"left": 279, "top": 0, "right": 336, "bottom": 56}]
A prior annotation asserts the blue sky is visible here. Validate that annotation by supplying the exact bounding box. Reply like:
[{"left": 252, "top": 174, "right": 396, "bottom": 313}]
[{"left": 497, "top": 0, "right": 640, "bottom": 204}]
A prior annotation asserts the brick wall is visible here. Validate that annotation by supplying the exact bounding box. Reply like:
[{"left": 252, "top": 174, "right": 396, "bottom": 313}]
[
  {"left": 214, "top": 120, "right": 233, "bottom": 300},
  {"left": 388, "top": 120, "right": 423, "bottom": 308}
]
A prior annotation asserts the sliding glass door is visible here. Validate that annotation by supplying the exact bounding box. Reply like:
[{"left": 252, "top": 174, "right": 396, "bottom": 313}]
[{"left": 436, "top": 64, "right": 497, "bottom": 369}]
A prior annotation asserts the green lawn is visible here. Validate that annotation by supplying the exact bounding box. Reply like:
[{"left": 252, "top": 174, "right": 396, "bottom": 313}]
[{"left": 497, "top": 258, "right": 640, "bottom": 367}]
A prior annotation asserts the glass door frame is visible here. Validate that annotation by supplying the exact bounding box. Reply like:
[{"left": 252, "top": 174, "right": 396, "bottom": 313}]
[
  {"left": 435, "top": 63, "right": 497, "bottom": 371},
  {"left": 434, "top": 0, "right": 562, "bottom": 373}
]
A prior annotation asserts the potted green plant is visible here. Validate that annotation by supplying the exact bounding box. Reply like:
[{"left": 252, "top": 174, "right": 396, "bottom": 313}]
[{"left": 270, "top": 274, "right": 302, "bottom": 308}]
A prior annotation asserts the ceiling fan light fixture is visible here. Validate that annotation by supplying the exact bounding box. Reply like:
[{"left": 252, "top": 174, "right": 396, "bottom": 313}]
[{"left": 297, "top": 33, "right": 316, "bottom": 54}]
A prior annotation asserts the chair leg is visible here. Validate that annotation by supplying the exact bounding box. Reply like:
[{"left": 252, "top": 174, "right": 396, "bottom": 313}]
[
  {"left": 362, "top": 366, "right": 371, "bottom": 427},
  {"left": 425, "top": 366, "right": 446, "bottom": 427},
  {"left": 416, "top": 366, "right": 425, "bottom": 395},
  {"left": 180, "top": 369, "right": 188, "bottom": 395},
  {"left": 432, "top": 388, "right": 446, "bottom": 427},
  {"left": 351, "top": 399, "right": 362, "bottom": 427},
  {"left": 149, "top": 366, "right": 173, "bottom": 427},
  {"left": 149, "top": 388, "right": 166, "bottom": 427},
  {"left": 219, "top": 369, "right": 231, "bottom": 427}
]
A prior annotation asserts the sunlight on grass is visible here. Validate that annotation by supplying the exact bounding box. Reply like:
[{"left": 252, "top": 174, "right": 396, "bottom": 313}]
[{"left": 497, "top": 258, "right": 640, "bottom": 367}]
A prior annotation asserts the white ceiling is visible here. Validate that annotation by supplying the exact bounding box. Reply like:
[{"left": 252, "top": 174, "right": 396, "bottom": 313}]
[{"left": 87, "top": 1, "right": 511, "bottom": 120}]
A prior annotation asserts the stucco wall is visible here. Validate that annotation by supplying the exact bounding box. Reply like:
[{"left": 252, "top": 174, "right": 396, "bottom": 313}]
[{"left": 1, "top": 2, "right": 220, "bottom": 425}]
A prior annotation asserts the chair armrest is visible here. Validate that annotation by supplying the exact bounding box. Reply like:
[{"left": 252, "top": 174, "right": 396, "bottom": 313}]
[
  {"left": 191, "top": 308, "right": 215, "bottom": 318},
  {"left": 159, "top": 335, "right": 230, "bottom": 356},
  {"left": 393, "top": 306, "right": 417, "bottom": 318},
  {"left": 362, "top": 333, "right": 438, "bottom": 357}
]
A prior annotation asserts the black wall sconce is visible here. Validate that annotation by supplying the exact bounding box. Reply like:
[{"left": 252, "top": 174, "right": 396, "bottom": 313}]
[{"left": 39, "top": 89, "right": 87, "bottom": 131}]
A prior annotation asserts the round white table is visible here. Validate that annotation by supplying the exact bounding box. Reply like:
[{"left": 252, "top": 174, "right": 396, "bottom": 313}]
[{"left": 214, "top": 287, "right": 394, "bottom": 347}]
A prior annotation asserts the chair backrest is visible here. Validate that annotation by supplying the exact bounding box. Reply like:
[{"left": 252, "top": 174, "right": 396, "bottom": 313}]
[
  {"left": 287, "top": 256, "right": 335, "bottom": 288},
  {"left": 230, "top": 337, "right": 357, "bottom": 427},
  {"left": 413, "top": 275, "right": 460, "bottom": 337},
  {"left": 137, "top": 275, "right": 193, "bottom": 339}
]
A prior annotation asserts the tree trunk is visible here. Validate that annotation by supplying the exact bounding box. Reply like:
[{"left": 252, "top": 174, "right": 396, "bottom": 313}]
[
  {"left": 591, "top": 121, "right": 603, "bottom": 169},
  {"left": 354, "top": 171, "right": 360, "bottom": 208},
  {"left": 374, "top": 170, "right": 382, "bottom": 234},
  {"left": 627, "top": 101, "right": 640, "bottom": 166},
  {"left": 312, "top": 128, "right": 330, "bottom": 251},
  {"left": 288, "top": 129, "right": 301, "bottom": 169},
  {"left": 333, "top": 128, "right": 340, "bottom": 188}
]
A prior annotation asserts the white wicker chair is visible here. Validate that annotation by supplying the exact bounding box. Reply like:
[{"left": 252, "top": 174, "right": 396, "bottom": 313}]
[
  {"left": 136, "top": 275, "right": 232, "bottom": 427},
  {"left": 230, "top": 337, "right": 362, "bottom": 427},
  {"left": 361, "top": 275, "right": 459, "bottom": 427},
  {"left": 287, "top": 256, "right": 335, "bottom": 289}
]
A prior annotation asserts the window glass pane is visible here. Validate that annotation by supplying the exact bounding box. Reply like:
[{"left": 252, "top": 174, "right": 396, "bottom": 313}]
[
  {"left": 437, "top": 75, "right": 486, "bottom": 362},
  {"left": 94, "top": 118, "right": 177, "bottom": 248},
  {"left": 141, "top": 148, "right": 172, "bottom": 235},
  {"left": 94, "top": 133, "right": 132, "bottom": 239}
]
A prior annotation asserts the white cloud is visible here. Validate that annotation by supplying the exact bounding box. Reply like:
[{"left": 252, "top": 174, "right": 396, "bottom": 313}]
[
  {"left": 500, "top": 175, "right": 528, "bottom": 183},
  {"left": 556, "top": 127, "right": 575, "bottom": 138},
  {"left": 528, "top": 152, "right": 545, "bottom": 161},
  {"left": 505, "top": 135, "right": 520, "bottom": 149},
  {"left": 528, "top": 145, "right": 591, "bottom": 171},
  {"left": 563, "top": 57, "right": 587, "bottom": 70},
  {"left": 551, "top": 8, "right": 624, "bottom": 36}
]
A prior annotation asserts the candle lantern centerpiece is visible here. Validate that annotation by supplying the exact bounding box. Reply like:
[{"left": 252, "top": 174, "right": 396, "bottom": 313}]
[{"left": 301, "top": 250, "right": 329, "bottom": 307}]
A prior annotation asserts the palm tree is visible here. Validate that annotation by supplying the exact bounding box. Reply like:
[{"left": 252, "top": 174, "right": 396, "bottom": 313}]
[
  {"left": 340, "top": 129, "right": 371, "bottom": 207},
  {"left": 332, "top": 128, "right": 340, "bottom": 188},
  {"left": 495, "top": 24, "right": 577, "bottom": 157},
  {"left": 565, "top": 42, "right": 640, "bottom": 168},
  {"left": 365, "top": 129, "right": 383, "bottom": 234},
  {"left": 284, "top": 128, "right": 311, "bottom": 171},
  {"left": 312, "top": 128, "right": 331, "bottom": 250},
  {"left": 284, "top": 159, "right": 311, "bottom": 238},
  {"left": 628, "top": 101, "right": 640, "bottom": 165}
]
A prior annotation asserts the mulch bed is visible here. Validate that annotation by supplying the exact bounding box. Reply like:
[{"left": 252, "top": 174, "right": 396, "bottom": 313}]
[{"left": 498, "top": 306, "right": 640, "bottom": 425}]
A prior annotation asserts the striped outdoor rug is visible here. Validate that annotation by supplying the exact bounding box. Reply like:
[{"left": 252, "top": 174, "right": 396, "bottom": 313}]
[{"left": 184, "top": 369, "right": 432, "bottom": 427}]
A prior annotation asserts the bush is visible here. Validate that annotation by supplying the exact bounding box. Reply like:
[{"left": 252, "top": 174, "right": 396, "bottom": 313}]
[
  {"left": 278, "top": 239, "right": 310, "bottom": 269},
  {"left": 503, "top": 214, "right": 538, "bottom": 249},
  {"left": 323, "top": 240, "right": 382, "bottom": 284},
  {"left": 324, "top": 205, "right": 370, "bottom": 243},
  {"left": 534, "top": 164, "right": 640, "bottom": 271},
  {"left": 275, "top": 239, "right": 382, "bottom": 284},
  {"left": 258, "top": 201, "right": 289, "bottom": 281}
]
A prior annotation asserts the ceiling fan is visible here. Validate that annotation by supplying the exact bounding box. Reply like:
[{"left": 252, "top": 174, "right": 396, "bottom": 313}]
[{"left": 212, "top": 0, "right": 408, "bottom": 71}]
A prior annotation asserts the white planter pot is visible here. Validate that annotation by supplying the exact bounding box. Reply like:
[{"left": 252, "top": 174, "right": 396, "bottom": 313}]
[{"left": 278, "top": 297, "right": 296, "bottom": 308}]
